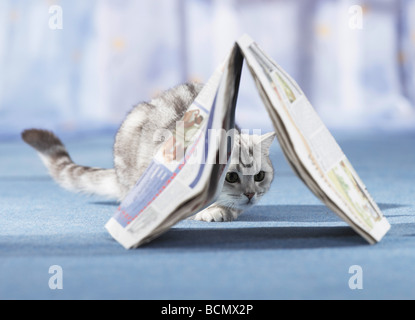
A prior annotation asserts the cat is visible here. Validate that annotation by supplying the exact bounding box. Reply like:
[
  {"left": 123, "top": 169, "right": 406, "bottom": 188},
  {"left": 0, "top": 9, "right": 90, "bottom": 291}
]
[{"left": 22, "top": 82, "right": 275, "bottom": 222}]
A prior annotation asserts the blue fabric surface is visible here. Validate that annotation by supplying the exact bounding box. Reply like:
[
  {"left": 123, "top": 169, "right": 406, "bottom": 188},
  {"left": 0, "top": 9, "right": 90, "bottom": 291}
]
[{"left": 0, "top": 133, "right": 414, "bottom": 300}]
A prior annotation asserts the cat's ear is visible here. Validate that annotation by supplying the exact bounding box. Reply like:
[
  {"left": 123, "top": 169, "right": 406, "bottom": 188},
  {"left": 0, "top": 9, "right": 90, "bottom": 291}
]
[{"left": 259, "top": 132, "right": 276, "bottom": 153}]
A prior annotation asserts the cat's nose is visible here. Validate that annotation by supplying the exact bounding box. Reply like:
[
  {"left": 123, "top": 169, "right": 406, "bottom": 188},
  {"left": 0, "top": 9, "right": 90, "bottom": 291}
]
[{"left": 244, "top": 192, "right": 255, "bottom": 200}]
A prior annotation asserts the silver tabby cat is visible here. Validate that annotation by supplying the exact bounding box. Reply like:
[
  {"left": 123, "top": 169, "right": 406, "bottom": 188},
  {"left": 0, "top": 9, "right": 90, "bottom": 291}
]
[{"left": 22, "top": 82, "right": 275, "bottom": 222}]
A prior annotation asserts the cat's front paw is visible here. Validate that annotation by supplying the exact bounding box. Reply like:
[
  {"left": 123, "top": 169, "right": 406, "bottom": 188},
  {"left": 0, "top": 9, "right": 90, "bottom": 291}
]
[{"left": 192, "top": 206, "right": 241, "bottom": 222}]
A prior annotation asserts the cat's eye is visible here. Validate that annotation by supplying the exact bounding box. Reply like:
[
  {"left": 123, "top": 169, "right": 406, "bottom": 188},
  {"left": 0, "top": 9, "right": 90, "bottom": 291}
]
[
  {"left": 254, "top": 171, "right": 265, "bottom": 182},
  {"left": 225, "top": 172, "right": 239, "bottom": 183}
]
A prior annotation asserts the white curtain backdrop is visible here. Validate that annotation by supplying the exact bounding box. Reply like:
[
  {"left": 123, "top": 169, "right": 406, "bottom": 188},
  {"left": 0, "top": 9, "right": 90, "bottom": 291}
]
[{"left": 0, "top": 0, "right": 414, "bottom": 137}]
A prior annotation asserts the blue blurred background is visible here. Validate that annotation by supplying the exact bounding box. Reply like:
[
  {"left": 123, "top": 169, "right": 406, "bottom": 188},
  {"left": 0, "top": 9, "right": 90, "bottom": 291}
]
[{"left": 1, "top": 0, "right": 415, "bottom": 139}]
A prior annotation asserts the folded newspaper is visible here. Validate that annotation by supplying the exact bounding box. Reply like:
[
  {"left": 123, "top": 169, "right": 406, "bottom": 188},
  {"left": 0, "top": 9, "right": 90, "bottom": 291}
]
[{"left": 105, "top": 34, "right": 390, "bottom": 249}]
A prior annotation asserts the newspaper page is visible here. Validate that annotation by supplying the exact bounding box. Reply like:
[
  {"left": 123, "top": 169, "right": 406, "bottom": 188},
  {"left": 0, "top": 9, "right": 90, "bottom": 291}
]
[
  {"left": 237, "top": 34, "right": 390, "bottom": 244},
  {"left": 105, "top": 46, "right": 244, "bottom": 249},
  {"left": 106, "top": 34, "right": 389, "bottom": 249}
]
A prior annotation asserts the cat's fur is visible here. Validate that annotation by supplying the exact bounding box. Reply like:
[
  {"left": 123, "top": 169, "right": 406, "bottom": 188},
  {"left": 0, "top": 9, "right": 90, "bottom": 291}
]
[{"left": 22, "top": 82, "right": 275, "bottom": 222}]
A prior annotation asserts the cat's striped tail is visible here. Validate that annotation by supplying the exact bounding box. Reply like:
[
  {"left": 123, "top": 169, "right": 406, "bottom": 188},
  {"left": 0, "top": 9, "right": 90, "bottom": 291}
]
[{"left": 22, "top": 129, "right": 123, "bottom": 200}]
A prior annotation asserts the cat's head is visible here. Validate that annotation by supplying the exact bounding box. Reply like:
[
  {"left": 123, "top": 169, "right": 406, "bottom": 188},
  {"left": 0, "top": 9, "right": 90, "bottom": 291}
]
[{"left": 217, "top": 132, "right": 276, "bottom": 211}]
